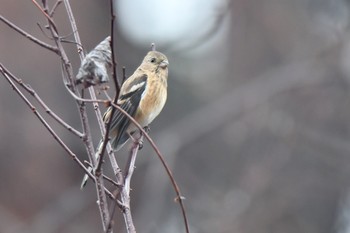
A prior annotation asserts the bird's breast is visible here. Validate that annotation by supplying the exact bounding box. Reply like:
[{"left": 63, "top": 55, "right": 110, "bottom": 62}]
[{"left": 136, "top": 81, "right": 167, "bottom": 127}]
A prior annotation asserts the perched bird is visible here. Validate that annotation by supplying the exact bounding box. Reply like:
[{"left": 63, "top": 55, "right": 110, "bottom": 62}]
[{"left": 80, "top": 50, "right": 169, "bottom": 188}]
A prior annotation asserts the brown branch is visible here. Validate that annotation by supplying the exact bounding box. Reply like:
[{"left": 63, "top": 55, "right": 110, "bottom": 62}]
[
  {"left": 84, "top": 160, "right": 122, "bottom": 188},
  {"left": 109, "top": 0, "right": 120, "bottom": 94},
  {"left": 122, "top": 66, "right": 127, "bottom": 84},
  {"left": 63, "top": 76, "right": 190, "bottom": 233},
  {"left": 107, "top": 102, "right": 190, "bottom": 233},
  {"left": 0, "top": 63, "right": 84, "bottom": 139},
  {"left": 61, "top": 83, "right": 190, "bottom": 233},
  {"left": 49, "top": 0, "right": 63, "bottom": 17},
  {"left": 0, "top": 15, "right": 59, "bottom": 55},
  {"left": 0, "top": 65, "right": 89, "bottom": 184},
  {"left": 105, "top": 2, "right": 137, "bottom": 232},
  {"left": 62, "top": 0, "right": 121, "bottom": 185},
  {"left": 32, "top": 0, "right": 59, "bottom": 33},
  {"left": 105, "top": 135, "right": 141, "bottom": 233},
  {"left": 124, "top": 135, "right": 142, "bottom": 196},
  {"left": 96, "top": 0, "right": 121, "bottom": 176},
  {"left": 34, "top": 1, "right": 112, "bottom": 230},
  {"left": 1, "top": 65, "right": 117, "bottom": 203},
  {"left": 95, "top": 3, "right": 122, "bottom": 212},
  {"left": 8, "top": 0, "right": 189, "bottom": 231}
]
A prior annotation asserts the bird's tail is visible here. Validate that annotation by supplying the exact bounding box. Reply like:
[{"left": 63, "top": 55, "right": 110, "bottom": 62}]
[{"left": 80, "top": 140, "right": 103, "bottom": 189}]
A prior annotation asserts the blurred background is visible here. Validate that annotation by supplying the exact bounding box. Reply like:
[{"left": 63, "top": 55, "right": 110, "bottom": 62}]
[{"left": 2, "top": 0, "right": 350, "bottom": 232}]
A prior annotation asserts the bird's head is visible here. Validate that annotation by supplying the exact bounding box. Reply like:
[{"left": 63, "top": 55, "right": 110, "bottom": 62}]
[{"left": 142, "top": 51, "right": 169, "bottom": 71}]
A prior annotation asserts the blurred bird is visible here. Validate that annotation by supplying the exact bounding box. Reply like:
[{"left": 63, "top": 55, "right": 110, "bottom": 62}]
[{"left": 80, "top": 50, "right": 169, "bottom": 188}]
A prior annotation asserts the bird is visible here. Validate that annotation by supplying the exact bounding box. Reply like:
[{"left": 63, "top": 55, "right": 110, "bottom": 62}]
[{"left": 80, "top": 50, "right": 169, "bottom": 188}]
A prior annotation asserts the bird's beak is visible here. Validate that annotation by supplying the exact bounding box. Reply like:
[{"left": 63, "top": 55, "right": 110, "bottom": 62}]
[{"left": 159, "top": 60, "right": 169, "bottom": 68}]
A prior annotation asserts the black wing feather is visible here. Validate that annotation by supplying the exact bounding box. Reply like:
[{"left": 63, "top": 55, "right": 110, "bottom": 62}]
[{"left": 109, "top": 75, "right": 147, "bottom": 150}]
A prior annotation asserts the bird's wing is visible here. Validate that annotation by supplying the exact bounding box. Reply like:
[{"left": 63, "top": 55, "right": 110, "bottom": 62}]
[{"left": 106, "top": 73, "right": 148, "bottom": 150}]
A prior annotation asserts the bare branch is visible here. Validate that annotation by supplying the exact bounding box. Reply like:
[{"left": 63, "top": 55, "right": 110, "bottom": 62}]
[
  {"left": 1, "top": 63, "right": 84, "bottom": 138},
  {"left": 50, "top": 0, "right": 63, "bottom": 17},
  {"left": 109, "top": 0, "right": 120, "bottom": 94},
  {"left": 122, "top": 66, "right": 127, "bottom": 84},
  {"left": 0, "top": 65, "right": 88, "bottom": 182},
  {"left": 0, "top": 15, "right": 59, "bottom": 54},
  {"left": 107, "top": 102, "right": 190, "bottom": 233},
  {"left": 31, "top": 0, "right": 59, "bottom": 33},
  {"left": 62, "top": 0, "right": 121, "bottom": 186},
  {"left": 32, "top": 1, "right": 113, "bottom": 230}
]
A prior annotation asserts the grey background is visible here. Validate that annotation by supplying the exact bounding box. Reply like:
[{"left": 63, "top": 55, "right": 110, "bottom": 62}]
[{"left": 2, "top": 1, "right": 350, "bottom": 233}]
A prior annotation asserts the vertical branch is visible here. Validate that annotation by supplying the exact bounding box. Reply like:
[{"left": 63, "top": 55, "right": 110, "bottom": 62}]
[
  {"left": 110, "top": 102, "right": 191, "bottom": 233},
  {"left": 33, "top": 0, "right": 112, "bottom": 230},
  {"left": 124, "top": 135, "right": 142, "bottom": 196},
  {"left": 62, "top": 0, "right": 121, "bottom": 186},
  {"left": 61, "top": 1, "right": 112, "bottom": 230},
  {"left": 109, "top": 0, "right": 120, "bottom": 93},
  {"left": 106, "top": 1, "right": 136, "bottom": 232},
  {"left": 7, "top": 1, "right": 189, "bottom": 232},
  {"left": 96, "top": 0, "right": 122, "bottom": 175}
]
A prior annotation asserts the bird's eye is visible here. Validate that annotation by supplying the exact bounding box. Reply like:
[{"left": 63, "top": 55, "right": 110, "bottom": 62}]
[{"left": 150, "top": 58, "right": 156, "bottom": 63}]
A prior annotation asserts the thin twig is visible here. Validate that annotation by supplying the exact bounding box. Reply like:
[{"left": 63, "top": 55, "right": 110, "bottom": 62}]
[
  {"left": 106, "top": 2, "right": 136, "bottom": 232},
  {"left": 108, "top": 102, "right": 190, "bottom": 233},
  {"left": 32, "top": 0, "right": 59, "bottom": 33},
  {"left": 117, "top": 136, "right": 141, "bottom": 233},
  {"left": 49, "top": 0, "right": 63, "bottom": 16},
  {"left": 122, "top": 66, "right": 127, "bottom": 84},
  {"left": 105, "top": 133, "right": 142, "bottom": 233},
  {"left": 37, "top": 1, "right": 112, "bottom": 230},
  {"left": 109, "top": 0, "right": 120, "bottom": 94},
  {"left": 1, "top": 63, "right": 84, "bottom": 139},
  {"left": 63, "top": 83, "right": 108, "bottom": 103},
  {"left": 1, "top": 65, "right": 117, "bottom": 204},
  {"left": 106, "top": 188, "right": 122, "bottom": 233},
  {"left": 124, "top": 135, "right": 142, "bottom": 196},
  {"left": 0, "top": 15, "right": 59, "bottom": 54},
  {"left": 83, "top": 161, "right": 122, "bottom": 188},
  {"left": 0, "top": 65, "right": 89, "bottom": 182},
  {"left": 96, "top": 0, "right": 121, "bottom": 177},
  {"left": 63, "top": 0, "right": 121, "bottom": 185},
  {"left": 62, "top": 83, "right": 190, "bottom": 232}
]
